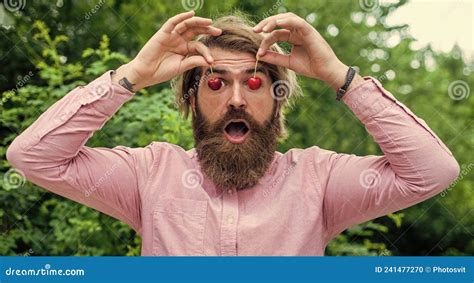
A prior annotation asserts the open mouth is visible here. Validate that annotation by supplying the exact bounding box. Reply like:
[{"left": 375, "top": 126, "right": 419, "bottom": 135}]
[{"left": 223, "top": 119, "right": 250, "bottom": 144}]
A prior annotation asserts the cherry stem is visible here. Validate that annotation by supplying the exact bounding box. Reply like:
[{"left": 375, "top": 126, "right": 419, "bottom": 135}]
[
  {"left": 253, "top": 55, "right": 259, "bottom": 78},
  {"left": 210, "top": 64, "right": 214, "bottom": 76}
]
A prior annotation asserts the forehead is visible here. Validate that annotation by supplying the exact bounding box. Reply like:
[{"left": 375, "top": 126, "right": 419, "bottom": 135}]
[
  {"left": 205, "top": 48, "right": 267, "bottom": 76},
  {"left": 211, "top": 48, "right": 255, "bottom": 63}
]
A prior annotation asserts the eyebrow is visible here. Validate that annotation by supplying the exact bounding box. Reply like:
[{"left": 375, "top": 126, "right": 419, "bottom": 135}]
[{"left": 205, "top": 65, "right": 267, "bottom": 76}]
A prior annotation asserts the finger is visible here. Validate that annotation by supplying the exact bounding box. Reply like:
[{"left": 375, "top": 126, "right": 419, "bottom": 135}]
[
  {"left": 187, "top": 41, "right": 214, "bottom": 63},
  {"left": 257, "top": 29, "right": 291, "bottom": 57},
  {"left": 254, "top": 13, "right": 308, "bottom": 33},
  {"left": 261, "top": 17, "right": 286, "bottom": 33},
  {"left": 182, "top": 26, "right": 222, "bottom": 41},
  {"left": 253, "top": 12, "right": 295, "bottom": 32},
  {"left": 181, "top": 55, "right": 209, "bottom": 72},
  {"left": 253, "top": 14, "right": 281, "bottom": 32},
  {"left": 271, "top": 17, "right": 312, "bottom": 35},
  {"left": 162, "top": 10, "right": 195, "bottom": 33},
  {"left": 258, "top": 50, "right": 290, "bottom": 68},
  {"left": 174, "top": 17, "right": 213, "bottom": 34}
]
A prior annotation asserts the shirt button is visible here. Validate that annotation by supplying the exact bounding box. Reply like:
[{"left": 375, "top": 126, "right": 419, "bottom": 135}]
[{"left": 227, "top": 215, "right": 234, "bottom": 224}]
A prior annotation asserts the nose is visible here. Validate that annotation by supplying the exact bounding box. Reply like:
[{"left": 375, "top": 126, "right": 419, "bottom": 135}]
[{"left": 227, "top": 83, "right": 247, "bottom": 110}]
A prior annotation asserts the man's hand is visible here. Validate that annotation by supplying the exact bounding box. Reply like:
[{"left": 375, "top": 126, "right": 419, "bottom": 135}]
[
  {"left": 113, "top": 10, "right": 222, "bottom": 91},
  {"left": 253, "top": 12, "right": 364, "bottom": 92}
]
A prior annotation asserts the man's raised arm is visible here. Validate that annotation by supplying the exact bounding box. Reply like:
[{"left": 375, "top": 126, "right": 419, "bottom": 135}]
[
  {"left": 318, "top": 76, "right": 459, "bottom": 241},
  {"left": 253, "top": 12, "right": 460, "bottom": 242},
  {"left": 6, "top": 11, "right": 221, "bottom": 232}
]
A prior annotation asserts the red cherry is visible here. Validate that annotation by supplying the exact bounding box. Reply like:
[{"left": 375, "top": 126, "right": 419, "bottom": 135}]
[
  {"left": 247, "top": 77, "right": 262, "bottom": 90},
  {"left": 207, "top": 77, "right": 222, "bottom": 90}
]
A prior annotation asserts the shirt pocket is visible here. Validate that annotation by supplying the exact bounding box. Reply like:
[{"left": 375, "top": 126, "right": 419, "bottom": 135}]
[{"left": 152, "top": 198, "right": 208, "bottom": 256}]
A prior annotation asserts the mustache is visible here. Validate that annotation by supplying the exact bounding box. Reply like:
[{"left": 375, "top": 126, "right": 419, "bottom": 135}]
[
  {"left": 217, "top": 108, "right": 257, "bottom": 130},
  {"left": 194, "top": 107, "right": 265, "bottom": 139}
]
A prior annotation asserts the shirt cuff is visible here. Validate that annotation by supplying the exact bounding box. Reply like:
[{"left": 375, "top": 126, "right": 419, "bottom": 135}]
[
  {"left": 341, "top": 76, "right": 393, "bottom": 122},
  {"left": 82, "top": 70, "right": 135, "bottom": 116}
]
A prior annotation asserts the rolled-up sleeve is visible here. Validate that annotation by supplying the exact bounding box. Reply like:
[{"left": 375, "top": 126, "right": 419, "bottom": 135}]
[{"left": 6, "top": 71, "right": 153, "bottom": 233}]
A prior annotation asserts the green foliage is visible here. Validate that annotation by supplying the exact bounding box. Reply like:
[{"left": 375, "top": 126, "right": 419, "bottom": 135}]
[
  {"left": 0, "top": 20, "right": 191, "bottom": 255},
  {"left": 1, "top": 0, "right": 472, "bottom": 256}
]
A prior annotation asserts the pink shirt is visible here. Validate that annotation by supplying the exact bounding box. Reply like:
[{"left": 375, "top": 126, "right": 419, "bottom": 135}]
[{"left": 6, "top": 71, "right": 459, "bottom": 255}]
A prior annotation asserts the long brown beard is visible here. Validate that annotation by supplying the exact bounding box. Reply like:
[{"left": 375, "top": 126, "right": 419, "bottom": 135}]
[{"left": 192, "top": 105, "right": 280, "bottom": 191}]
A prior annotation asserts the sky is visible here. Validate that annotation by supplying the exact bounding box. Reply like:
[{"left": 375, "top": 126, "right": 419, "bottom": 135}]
[{"left": 385, "top": 0, "right": 473, "bottom": 60}]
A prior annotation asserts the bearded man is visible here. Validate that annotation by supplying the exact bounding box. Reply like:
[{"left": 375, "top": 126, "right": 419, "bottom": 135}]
[{"left": 7, "top": 11, "right": 459, "bottom": 255}]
